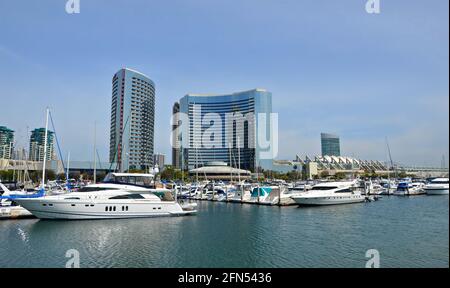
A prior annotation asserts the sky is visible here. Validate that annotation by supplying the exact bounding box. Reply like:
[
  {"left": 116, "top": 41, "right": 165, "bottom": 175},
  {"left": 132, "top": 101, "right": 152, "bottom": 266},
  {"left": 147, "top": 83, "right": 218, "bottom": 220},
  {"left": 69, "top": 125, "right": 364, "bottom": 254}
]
[{"left": 0, "top": 0, "right": 448, "bottom": 167}]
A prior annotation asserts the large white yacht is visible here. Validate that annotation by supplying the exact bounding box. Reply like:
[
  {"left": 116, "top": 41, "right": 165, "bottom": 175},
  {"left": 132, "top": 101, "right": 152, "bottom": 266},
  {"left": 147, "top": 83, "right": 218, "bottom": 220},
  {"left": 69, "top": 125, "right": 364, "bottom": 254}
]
[
  {"left": 13, "top": 173, "right": 197, "bottom": 220},
  {"left": 424, "top": 178, "right": 449, "bottom": 195},
  {"left": 291, "top": 181, "right": 366, "bottom": 206}
]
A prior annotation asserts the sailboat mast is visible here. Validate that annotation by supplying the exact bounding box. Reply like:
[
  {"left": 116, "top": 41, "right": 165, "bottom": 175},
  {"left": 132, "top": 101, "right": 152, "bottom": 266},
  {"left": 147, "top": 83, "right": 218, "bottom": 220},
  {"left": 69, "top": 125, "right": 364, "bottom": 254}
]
[
  {"left": 385, "top": 137, "right": 396, "bottom": 178},
  {"left": 93, "top": 122, "right": 97, "bottom": 183},
  {"left": 229, "top": 142, "right": 232, "bottom": 183},
  {"left": 41, "top": 108, "right": 50, "bottom": 189},
  {"left": 196, "top": 146, "right": 198, "bottom": 183},
  {"left": 66, "top": 151, "right": 71, "bottom": 182},
  {"left": 238, "top": 136, "right": 241, "bottom": 183}
]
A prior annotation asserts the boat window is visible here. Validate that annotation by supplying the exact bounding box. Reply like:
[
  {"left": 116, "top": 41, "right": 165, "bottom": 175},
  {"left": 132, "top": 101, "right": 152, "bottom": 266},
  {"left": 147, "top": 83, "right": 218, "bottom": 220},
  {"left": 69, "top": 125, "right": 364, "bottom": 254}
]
[
  {"left": 78, "top": 187, "right": 117, "bottom": 192},
  {"left": 128, "top": 177, "right": 136, "bottom": 185},
  {"left": 109, "top": 194, "right": 145, "bottom": 199},
  {"left": 432, "top": 181, "right": 449, "bottom": 184},
  {"left": 312, "top": 186, "right": 338, "bottom": 190},
  {"left": 64, "top": 197, "right": 80, "bottom": 200},
  {"left": 143, "top": 177, "right": 152, "bottom": 187},
  {"left": 335, "top": 188, "right": 352, "bottom": 193}
]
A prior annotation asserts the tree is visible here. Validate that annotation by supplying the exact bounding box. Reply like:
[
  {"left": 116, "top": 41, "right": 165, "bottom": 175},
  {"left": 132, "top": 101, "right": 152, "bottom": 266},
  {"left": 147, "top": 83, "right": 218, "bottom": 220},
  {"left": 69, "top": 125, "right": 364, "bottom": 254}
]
[
  {"left": 334, "top": 172, "right": 346, "bottom": 180},
  {"left": 320, "top": 170, "right": 329, "bottom": 178}
]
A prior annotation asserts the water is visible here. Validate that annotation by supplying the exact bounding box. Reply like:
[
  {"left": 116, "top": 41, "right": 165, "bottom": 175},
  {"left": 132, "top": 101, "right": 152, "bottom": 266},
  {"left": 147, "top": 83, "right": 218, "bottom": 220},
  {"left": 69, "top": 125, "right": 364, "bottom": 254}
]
[{"left": 0, "top": 196, "right": 448, "bottom": 268}]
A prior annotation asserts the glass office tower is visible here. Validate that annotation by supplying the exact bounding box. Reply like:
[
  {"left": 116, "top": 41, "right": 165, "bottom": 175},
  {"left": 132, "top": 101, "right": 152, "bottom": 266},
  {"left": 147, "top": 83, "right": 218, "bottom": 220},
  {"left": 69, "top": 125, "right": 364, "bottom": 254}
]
[
  {"left": 175, "top": 89, "right": 273, "bottom": 172},
  {"left": 321, "top": 133, "right": 341, "bottom": 156}
]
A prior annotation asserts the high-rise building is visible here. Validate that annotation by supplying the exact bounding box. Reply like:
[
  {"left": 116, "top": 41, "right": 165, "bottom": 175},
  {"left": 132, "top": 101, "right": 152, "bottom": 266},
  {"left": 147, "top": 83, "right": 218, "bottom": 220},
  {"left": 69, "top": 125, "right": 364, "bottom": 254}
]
[
  {"left": 174, "top": 89, "right": 273, "bottom": 172},
  {"left": 321, "top": 133, "right": 341, "bottom": 156},
  {"left": 171, "top": 102, "right": 182, "bottom": 169},
  {"left": 109, "top": 68, "right": 155, "bottom": 171},
  {"left": 0, "top": 126, "right": 14, "bottom": 159},
  {"left": 153, "top": 153, "right": 165, "bottom": 169},
  {"left": 29, "top": 128, "right": 55, "bottom": 161}
]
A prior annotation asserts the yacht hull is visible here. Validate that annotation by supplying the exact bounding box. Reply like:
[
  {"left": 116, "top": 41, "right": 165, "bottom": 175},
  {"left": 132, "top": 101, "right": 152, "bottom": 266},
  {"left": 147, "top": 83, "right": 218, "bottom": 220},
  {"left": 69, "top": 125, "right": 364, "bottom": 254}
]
[
  {"left": 425, "top": 188, "right": 449, "bottom": 195},
  {"left": 13, "top": 199, "right": 196, "bottom": 220},
  {"left": 292, "top": 195, "right": 366, "bottom": 206},
  {"left": 393, "top": 189, "right": 426, "bottom": 196}
]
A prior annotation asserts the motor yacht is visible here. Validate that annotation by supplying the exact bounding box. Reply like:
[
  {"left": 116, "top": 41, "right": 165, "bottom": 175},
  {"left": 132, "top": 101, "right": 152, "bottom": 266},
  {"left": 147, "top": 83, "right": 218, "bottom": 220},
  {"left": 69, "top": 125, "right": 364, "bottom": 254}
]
[
  {"left": 229, "top": 183, "right": 253, "bottom": 202},
  {"left": 393, "top": 182, "right": 425, "bottom": 196},
  {"left": 13, "top": 173, "right": 197, "bottom": 220},
  {"left": 291, "top": 181, "right": 366, "bottom": 206},
  {"left": 424, "top": 178, "right": 449, "bottom": 195}
]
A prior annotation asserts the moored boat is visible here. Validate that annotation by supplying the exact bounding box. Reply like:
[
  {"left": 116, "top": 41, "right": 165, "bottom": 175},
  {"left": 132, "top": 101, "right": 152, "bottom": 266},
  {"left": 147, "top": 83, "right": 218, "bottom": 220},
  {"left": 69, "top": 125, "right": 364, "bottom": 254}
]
[
  {"left": 13, "top": 173, "right": 197, "bottom": 220},
  {"left": 424, "top": 178, "right": 449, "bottom": 195},
  {"left": 291, "top": 181, "right": 366, "bottom": 206}
]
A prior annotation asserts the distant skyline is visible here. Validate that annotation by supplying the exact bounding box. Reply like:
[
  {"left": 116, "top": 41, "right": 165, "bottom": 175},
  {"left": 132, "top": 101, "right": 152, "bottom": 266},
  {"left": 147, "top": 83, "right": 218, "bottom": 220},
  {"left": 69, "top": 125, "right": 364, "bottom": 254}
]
[{"left": 0, "top": 0, "right": 448, "bottom": 167}]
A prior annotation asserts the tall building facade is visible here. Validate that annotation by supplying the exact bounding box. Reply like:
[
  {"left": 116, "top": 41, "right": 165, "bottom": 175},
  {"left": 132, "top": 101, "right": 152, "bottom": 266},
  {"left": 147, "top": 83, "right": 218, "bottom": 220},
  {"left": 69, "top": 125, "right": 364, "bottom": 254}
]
[
  {"left": 153, "top": 153, "right": 165, "bottom": 169},
  {"left": 171, "top": 102, "right": 182, "bottom": 169},
  {"left": 321, "top": 133, "right": 341, "bottom": 156},
  {"left": 29, "top": 128, "right": 55, "bottom": 161},
  {"left": 174, "top": 89, "right": 273, "bottom": 172},
  {"left": 109, "top": 68, "right": 155, "bottom": 171},
  {"left": 0, "top": 126, "right": 14, "bottom": 159}
]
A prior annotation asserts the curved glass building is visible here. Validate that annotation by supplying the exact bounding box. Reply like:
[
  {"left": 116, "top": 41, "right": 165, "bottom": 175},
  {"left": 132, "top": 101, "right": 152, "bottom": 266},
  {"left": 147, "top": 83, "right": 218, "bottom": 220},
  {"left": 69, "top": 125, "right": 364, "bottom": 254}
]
[
  {"left": 175, "top": 89, "right": 273, "bottom": 172},
  {"left": 109, "top": 68, "right": 155, "bottom": 171}
]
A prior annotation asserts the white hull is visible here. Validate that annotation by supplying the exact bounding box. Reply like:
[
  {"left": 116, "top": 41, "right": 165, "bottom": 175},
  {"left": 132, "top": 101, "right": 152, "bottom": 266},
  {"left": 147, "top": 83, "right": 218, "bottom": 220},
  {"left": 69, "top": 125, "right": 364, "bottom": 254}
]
[
  {"left": 393, "top": 189, "right": 425, "bottom": 196},
  {"left": 14, "top": 199, "right": 195, "bottom": 220},
  {"left": 425, "top": 188, "right": 449, "bottom": 195},
  {"left": 292, "top": 195, "right": 366, "bottom": 206}
]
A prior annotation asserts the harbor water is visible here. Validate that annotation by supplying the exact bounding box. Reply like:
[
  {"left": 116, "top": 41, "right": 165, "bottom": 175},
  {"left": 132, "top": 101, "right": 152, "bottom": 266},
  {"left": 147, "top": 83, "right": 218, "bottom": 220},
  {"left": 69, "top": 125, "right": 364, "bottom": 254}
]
[{"left": 0, "top": 195, "right": 448, "bottom": 268}]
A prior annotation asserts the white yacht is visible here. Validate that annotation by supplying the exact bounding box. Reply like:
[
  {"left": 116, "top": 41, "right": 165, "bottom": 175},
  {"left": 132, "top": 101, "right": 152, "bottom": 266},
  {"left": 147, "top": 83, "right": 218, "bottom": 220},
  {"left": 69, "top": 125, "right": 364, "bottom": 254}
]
[
  {"left": 393, "top": 182, "right": 425, "bottom": 196},
  {"left": 291, "top": 181, "right": 366, "bottom": 206},
  {"left": 13, "top": 173, "right": 197, "bottom": 220},
  {"left": 380, "top": 179, "right": 396, "bottom": 195},
  {"left": 424, "top": 178, "right": 449, "bottom": 195},
  {"left": 229, "top": 183, "right": 253, "bottom": 203}
]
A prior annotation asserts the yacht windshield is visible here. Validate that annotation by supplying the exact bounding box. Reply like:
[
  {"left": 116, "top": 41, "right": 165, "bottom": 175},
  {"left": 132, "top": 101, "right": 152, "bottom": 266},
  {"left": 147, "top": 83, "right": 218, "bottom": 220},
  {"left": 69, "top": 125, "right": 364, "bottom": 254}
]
[
  {"left": 432, "top": 181, "right": 448, "bottom": 184},
  {"left": 102, "top": 173, "right": 153, "bottom": 187}
]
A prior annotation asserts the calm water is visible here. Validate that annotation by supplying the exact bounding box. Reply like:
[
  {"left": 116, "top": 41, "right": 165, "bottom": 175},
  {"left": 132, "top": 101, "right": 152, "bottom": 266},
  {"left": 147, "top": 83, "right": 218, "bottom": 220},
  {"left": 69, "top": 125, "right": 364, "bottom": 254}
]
[{"left": 0, "top": 196, "right": 448, "bottom": 268}]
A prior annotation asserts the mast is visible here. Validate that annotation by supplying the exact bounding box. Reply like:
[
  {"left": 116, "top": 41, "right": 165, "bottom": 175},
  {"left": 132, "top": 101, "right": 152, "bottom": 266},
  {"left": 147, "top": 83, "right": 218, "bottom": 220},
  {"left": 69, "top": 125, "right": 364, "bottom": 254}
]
[
  {"left": 238, "top": 136, "right": 241, "bottom": 183},
  {"left": 93, "top": 122, "right": 97, "bottom": 183},
  {"left": 196, "top": 146, "right": 199, "bottom": 183},
  {"left": 66, "top": 151, "right": 71, "bottom": 182},
  {"left": 385, "top": 137, "right": 396, "bottom": 178},
  {"left": 41, "top": 108, "right": 50, "bottom": 189},
  {"left": 229, "top": 142, "right": 232, "bottom": 183}
]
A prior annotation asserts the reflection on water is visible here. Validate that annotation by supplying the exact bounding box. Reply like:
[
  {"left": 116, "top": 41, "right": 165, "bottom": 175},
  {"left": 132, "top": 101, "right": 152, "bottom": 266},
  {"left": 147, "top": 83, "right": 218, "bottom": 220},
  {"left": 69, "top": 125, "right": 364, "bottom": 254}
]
[{"left": 0, "top": 196, "right": 448, "bottom": 268}]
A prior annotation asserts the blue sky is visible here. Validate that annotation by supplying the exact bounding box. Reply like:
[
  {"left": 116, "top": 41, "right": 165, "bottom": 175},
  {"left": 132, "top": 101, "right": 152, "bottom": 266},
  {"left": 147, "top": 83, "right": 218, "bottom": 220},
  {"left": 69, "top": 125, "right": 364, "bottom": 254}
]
[{"left": 0, "top": 0, "right": 448, "bottom": 167}]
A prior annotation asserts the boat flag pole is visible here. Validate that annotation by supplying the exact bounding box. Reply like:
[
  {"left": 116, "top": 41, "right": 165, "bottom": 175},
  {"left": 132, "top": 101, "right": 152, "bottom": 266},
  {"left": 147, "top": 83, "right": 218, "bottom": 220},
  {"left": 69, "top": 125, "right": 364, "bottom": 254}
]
[{"left": 93, "top": 121, "right": 97, "bottom": 183}]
